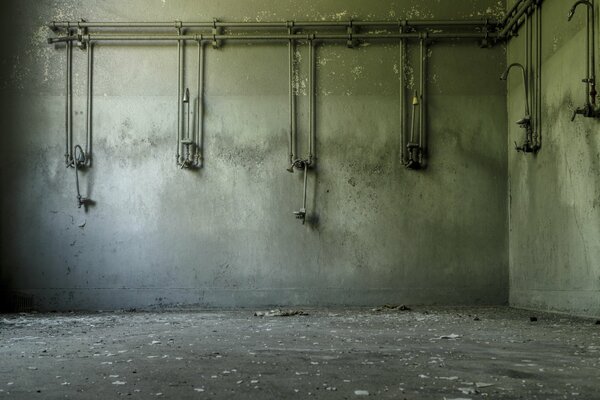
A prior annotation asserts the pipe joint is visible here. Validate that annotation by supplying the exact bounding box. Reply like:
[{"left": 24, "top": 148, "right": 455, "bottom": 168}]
[
  {"left": 346, "top": 21, "right": 358, "bottom": 48},
  {"left": 212, "top": 18, "right": 222, "bottom": 48}
]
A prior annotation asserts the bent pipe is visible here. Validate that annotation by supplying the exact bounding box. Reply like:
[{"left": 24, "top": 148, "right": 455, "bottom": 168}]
[{"left": 501, "top": 63, "right": 530, "bottom": 117}]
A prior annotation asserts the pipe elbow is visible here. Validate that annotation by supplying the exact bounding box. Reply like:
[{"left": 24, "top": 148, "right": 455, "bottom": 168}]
[{"left": 568, "top": 0, "right": 594, "bottom": 21}]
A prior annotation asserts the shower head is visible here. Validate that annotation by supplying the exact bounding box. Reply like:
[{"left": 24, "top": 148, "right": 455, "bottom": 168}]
[{"left": 182, "top": 88, "right": 190, "bottom": 103}]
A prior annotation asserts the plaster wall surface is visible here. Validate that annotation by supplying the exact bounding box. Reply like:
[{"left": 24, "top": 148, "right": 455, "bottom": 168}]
[
  {"left": 0, "top": 0, "right": 508, "bottom": 310},
  {"left": 507, "top": 0, "right": 600, "bottom": 317}
]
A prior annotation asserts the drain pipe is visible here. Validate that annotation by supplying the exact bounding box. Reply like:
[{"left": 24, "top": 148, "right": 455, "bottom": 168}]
[{"left": 568, "top": 0, "right": 599, "bottom": 119}]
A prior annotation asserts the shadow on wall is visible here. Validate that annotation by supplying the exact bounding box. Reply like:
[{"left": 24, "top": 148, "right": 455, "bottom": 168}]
[{"left": 0, "top": 277, "right": 33, "bottom": 313}]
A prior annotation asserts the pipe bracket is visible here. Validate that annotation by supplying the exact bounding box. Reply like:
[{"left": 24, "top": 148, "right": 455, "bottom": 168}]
[
  {"left": 212, "top": 18, "right": 222, "bottom": 48},
  {"left": 346, "top": 21, "right": 357, "bottom": 48}
]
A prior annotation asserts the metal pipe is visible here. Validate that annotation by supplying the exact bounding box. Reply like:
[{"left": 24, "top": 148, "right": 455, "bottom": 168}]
[
  {"left": 419, "top": 37, "right": 426, "bottom": 166},
  {"left": 73, "top": 145, "right": 88, "bottom": 208},
  {"left": 526, "top": 5, "right": 533, "bottom": 142},
  {"left": 196, "top": 40, "right": 204, "bottom": 166},
  {"left": 60, "top": 32, "right": 499, "bottom": 43},
  {"left": 67, "top": 39, "right": 73, "bottom": 166},
  {"left": 499, "top": 0, "right": 534, "bottom": 37},
  {"left": 288, "top": 31, "right": 296, "bottom": 166},
  {"left": 502, "top": 0, "right": 529, "bottom": 26},
  {"left": 49, "top": 19, "right": 499, "bottom": 30},
  {"left": 86, "top": 42, "right": 93, "bottom": 163},
  {"left": 176, "top": 33, "right": 182, "bottom": 165},
  {"left": 399, "top": 35, "right": 405, "bottom": 165},
  {"left": 501, "top": 63, "right": 530, "bottom": 117},
  {"left": 308, "top": 39, "right": 315, "bottom": 165},
  {"left": 536, "top": 2, "right": 542, "bottom": 148},
  {"left": 64, "top": 38, "right": 70, "bottom": 166},
  {"left": 568, "top": 0, "right": 595, "bottom": 105},
  {"left": 302, "top": 162, "right": 308, "bottom": 223}
]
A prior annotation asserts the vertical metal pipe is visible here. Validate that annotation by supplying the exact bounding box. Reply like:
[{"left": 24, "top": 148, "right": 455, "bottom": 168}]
[
  {"left": 65, "top": 38, "right": 71, "bottom": 166},
  {"left": 302, "top": 162, "right": 308, "bottom": 221},
  {"left": 308, "top": 39, "right": 315, "bottom": 165},
  {"left": 590, "top": 0, "right": 596, "bottom": 105},
  {"left": 68, "top": 40, "right": 73, "bottom": 165},
  {"left": 86, "top": 42, "right": 93, "bottom": 161},
  {"left": 176, "top": 36, "right": 182, "bottom": 165},
  {"left": 586, "top": 6, "right": 591, "bottom": 103},
  {"left": 399, "top": 35, "right": 405, "bottom": 165},
  {"left": 536, "top": 3, "right": 542, "bottom": 148},
  {"left": 196, "top": 40, "right": 204, "bottom": 165},
  {"left": 288, "top": 35, "right": 295, "bottom": 165},
  {"left": 419, "top": 37, "right": 426, "bottom": 165}
]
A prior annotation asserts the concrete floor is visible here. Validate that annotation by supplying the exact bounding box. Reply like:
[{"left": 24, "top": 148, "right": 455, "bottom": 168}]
[{"left": 0, "top": 307, "right": 599, "bottom": 399}]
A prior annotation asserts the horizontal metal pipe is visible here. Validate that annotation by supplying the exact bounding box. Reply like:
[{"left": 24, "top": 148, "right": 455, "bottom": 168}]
[
  {"left": 49, "top": 19, "right": 499, "bottom": 30},
  {"left": 68, "top": 32, "right": 497, "bottom": 43}
]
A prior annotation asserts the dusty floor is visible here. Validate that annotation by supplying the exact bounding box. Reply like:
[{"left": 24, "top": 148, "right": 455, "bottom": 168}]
[{"left": 0, "top": 306, "right": 599, "bottom": 399}]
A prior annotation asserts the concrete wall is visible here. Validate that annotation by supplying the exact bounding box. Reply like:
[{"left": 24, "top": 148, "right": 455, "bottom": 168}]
[
  {"left": 0, "top": 0, "right": 508, "bottom": 310},
  {"left": 507, "top": 1, "right": 600, "bottom": 317}
]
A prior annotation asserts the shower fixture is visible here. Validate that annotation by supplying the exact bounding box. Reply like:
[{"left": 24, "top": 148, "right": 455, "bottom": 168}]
[
  {"left": 568, "top": 0, "right": 600, "bottom": 120},
  {"left": 404, "top": 37, "right": 427, "bottom": 169},
  {"left": 176, "top": 38, "right": 205, "bottom": 169},
  {"left": 406, "top": 92, "right": 422, "bottom": 169},
  {"left": 287, "top": 39, "right": 316, "bottom": 224},
  {"left": 500, "top": 63, "right": 536, "bottom": 153},
  {"left": 178, "top": 88, "right": 197, "bottom": 169}
]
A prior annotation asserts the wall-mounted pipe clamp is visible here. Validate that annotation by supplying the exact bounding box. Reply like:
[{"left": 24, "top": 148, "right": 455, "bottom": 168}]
[
  {"left": 212, "top": 19, "right": 222, "bottom": 49},
  {"left": 76, "top": 19, "right": 88, "bottom": 50},
  {"left": 347, "top": 21, "right": 358, "bottom": 48},
  {"left": 479, "top": 19, "right": 492, "bottom": 48}
]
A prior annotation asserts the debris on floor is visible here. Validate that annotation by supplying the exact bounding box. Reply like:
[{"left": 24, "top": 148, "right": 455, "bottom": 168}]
[
  {"left": 1, "top": 307, "right": 599, "bottom": 399},
  {"left": 458, "top": 387, "right": 478, "bottom": 395},
  {"left": 371, "top": 304, "right": 411, "bottom": 312},
  {"left": 253, "top": 309, "right": 308, "bottom": 317},
  {"left": 530, "top": 316, "right": 538, "bottom": 322},
  {"left": 436, "top": 333, "right": 461, "bottom": 340}
]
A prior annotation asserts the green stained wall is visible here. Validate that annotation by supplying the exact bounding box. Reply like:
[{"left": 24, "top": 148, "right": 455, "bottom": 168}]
[
  {"left": 0, "top": 0, "right": 508, "bottom": 310},
  {"left": 507, "top": 0, "right": 600, "bottom": 317}
]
